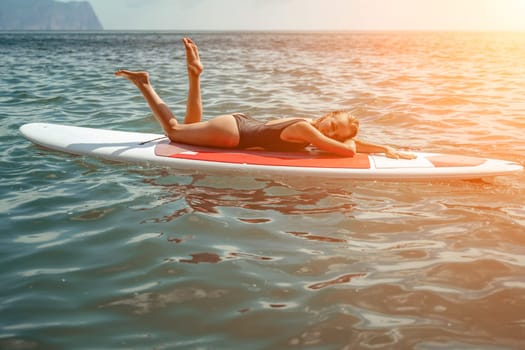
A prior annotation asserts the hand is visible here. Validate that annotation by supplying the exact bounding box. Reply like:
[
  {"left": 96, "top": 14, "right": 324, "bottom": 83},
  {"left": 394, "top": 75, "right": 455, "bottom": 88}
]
[{"left": 384, "top": 146, "right": 417, "bottom": 160}]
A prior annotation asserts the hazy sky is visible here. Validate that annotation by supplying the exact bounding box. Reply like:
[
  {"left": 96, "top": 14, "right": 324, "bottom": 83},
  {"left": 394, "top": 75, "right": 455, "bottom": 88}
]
[{"left": 88, "top": 0, "right": 525, "bottom": 31}]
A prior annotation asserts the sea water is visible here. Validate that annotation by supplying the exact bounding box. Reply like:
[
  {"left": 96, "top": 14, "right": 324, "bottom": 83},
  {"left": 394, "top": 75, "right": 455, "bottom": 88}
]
[{"left": 1, "top": 31, "right": 525, "bottom": 349}]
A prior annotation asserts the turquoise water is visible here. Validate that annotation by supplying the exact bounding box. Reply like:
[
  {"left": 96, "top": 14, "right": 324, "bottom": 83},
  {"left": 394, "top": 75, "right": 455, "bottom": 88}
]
[{"left": 1, "top": 32, "right": 525, "bottom": 349}]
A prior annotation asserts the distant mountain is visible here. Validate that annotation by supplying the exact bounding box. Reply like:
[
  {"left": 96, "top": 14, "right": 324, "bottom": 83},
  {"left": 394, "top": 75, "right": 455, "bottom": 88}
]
[{"left": 0, "top": 0, "right": 103, "bottom": 30}]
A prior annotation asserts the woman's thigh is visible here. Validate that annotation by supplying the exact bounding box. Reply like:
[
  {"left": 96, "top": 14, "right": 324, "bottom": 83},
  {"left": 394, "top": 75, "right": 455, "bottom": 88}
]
[{"left": 168, "top": 114, "right": 239, "bottom": 148}]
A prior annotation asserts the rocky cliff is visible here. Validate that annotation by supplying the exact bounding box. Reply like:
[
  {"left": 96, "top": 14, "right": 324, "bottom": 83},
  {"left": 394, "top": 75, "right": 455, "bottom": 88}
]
[{"left": 0, "top": 0, "right": 103, "bottom": 30}]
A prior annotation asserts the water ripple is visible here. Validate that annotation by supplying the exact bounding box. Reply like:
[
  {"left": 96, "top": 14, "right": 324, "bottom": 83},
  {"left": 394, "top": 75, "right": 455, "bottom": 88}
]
[{"left": 2, "top": 31, "right": 525, "bottom": 349}]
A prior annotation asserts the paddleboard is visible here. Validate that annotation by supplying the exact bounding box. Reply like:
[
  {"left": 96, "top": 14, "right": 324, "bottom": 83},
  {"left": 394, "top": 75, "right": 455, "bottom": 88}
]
[{"left": 19, "top": 123, "right": 523, "bottom": 181}]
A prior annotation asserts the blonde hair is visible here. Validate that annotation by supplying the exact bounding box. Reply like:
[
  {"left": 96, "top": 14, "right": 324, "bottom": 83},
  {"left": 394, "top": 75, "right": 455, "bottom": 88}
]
[{"left": 312, "top": 110, "right": 359, "bottom": 141}]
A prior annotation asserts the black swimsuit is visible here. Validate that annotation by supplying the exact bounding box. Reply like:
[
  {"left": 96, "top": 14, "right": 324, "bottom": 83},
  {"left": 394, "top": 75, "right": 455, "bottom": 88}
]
[{"left": 232, "top": 113, "right": 309, "bottom": 151}]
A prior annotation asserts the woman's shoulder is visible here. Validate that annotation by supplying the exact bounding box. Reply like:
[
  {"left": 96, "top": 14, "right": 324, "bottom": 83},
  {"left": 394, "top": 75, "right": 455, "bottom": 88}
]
[{"left": 279, "top": 119, "right": 318, "bottom": 143}]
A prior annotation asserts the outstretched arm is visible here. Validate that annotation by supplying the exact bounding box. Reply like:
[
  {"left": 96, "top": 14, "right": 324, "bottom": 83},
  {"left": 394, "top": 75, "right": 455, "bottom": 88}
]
[
  {"left": 286, "top": 122, "right": 357, "bottom": 156},
  {"left": 354, "top": 139, "right": 416, "bottom": 159}
]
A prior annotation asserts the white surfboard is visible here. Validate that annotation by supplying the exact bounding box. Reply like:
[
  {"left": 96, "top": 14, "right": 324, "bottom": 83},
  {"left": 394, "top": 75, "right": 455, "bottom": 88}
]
[{"left": 19, "top": 123, "right": 523, "bottom": 181}]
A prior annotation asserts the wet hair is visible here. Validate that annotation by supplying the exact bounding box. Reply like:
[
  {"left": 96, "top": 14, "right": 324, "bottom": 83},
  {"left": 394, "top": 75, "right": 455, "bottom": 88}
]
[{"left": 312, "top": 110, "right": 359, "bottom": 141}]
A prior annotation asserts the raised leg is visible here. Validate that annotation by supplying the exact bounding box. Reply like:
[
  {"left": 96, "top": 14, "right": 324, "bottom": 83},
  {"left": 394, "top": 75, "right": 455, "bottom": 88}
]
[
  {"left": 182, "top": 37, "right": 204, "bottom": 124},
  {"left": 114, "top": 70, "right": 178, "bottom": 134}
]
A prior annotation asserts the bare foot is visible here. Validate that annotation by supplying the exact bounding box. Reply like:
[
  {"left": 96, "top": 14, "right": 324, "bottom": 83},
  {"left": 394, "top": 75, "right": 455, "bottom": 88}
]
[
  {"left": 182, "top": 37, "right": 203, "bottom": 76},
  {"left": 114, "top": 70, "right": 150, "bottom": 86}
]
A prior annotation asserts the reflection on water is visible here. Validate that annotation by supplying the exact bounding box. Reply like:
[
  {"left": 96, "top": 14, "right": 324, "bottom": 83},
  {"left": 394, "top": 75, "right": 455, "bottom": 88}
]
[
  {"left": 307, "top": 273, "right": 367, "bottom": 290},
  {"left": 143, "top": 174, "right": 356, "bottom": 220}
]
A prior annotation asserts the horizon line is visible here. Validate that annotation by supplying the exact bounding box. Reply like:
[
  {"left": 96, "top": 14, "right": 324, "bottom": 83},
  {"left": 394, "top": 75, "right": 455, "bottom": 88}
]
[{"left": 2, "top": 28, "right": 525, "bottom": 33}]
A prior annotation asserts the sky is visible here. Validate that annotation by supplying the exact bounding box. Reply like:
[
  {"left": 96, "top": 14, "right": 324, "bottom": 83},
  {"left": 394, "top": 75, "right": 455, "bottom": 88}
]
[{"left": 88, "top": 0, "right": 525, "bottom": 31}]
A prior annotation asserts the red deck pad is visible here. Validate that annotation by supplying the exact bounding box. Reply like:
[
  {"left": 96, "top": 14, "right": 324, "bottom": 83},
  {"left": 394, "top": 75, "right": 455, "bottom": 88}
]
[
  {"left": 155, "top": 143, "right": 371, "bottom": 169},
  {"left": 427, "top": 155, "right": 486, "bottom": 167}
]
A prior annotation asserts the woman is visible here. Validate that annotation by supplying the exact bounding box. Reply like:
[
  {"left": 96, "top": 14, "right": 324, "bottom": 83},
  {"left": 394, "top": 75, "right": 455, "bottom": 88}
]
[{"left": 116, "top": 38, "right": 414, "bottom": 159}]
